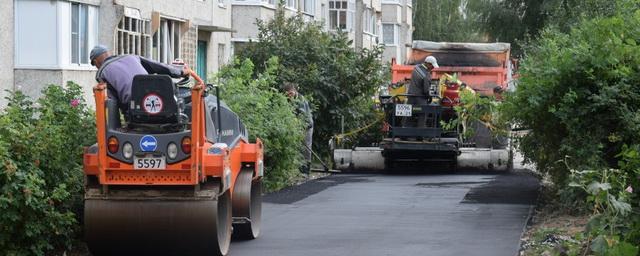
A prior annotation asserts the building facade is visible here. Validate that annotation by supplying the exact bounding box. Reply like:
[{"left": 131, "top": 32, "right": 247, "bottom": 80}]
[
  {"left": 230, "top": 0, "right": 325, "bottom": 52},
  {"left": 231, "top": 0, "right": 384, "bottom": 52},
  {"left": 3, "top": 0, "right": 232, "bottom": 106},
  {"left": 0, "top": 0, "right": 413, "bottom": 107},
  {"left": 353, "top": 0, "right": 382, "bottom": 50},
  {"left": 381, "top": 0, "right": 412, "bottom": 64}
]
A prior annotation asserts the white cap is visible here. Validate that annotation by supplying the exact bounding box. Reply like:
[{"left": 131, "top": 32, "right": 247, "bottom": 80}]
[{"left": 424, "top": 56, "right": 439, "bottom": 68}]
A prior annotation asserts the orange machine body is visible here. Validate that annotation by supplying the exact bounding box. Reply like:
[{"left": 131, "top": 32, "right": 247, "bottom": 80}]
[
  {"left": 83, "top": 75, "right": 263, "bottom": 192},
  {"left": 391, "top": 41, "right": 515, "bottom": 97}
]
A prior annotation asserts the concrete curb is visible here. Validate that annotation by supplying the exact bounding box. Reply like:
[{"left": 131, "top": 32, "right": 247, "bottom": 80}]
[{"left": 515, "top": 205, "right": 535, "bottom": 256}]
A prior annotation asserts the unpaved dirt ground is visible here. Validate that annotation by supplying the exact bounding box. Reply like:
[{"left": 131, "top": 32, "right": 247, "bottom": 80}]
[{"left": 518, "top": 177, "right": 590, "bottom": 256}]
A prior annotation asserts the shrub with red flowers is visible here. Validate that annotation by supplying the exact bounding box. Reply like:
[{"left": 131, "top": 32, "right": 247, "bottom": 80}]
[{"left": 0, "top": 82, "right": 95, "bottom": 255}]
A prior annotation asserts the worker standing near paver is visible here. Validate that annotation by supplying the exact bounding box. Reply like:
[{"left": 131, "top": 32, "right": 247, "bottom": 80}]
[{"left": 284, "top": 82, "right": 314, "bottom": 173}]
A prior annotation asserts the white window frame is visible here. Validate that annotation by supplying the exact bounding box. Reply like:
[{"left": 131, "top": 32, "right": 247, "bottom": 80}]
[
  {"left": 114, "top": 10, "right": 151, "bottom": 58},
  {"left": 382, "top": 23, "right": 398, "bottom": 46},
  {"left": 303, "top": 0, "right": 315, "bottom": 15},
  {"left": 363, "top": 8, "right": 370, "bottom": 33},
  {"left": 152, "top": 18, "right": 182, "bottom": 64},
  {"left": 218, "top": 43, "right": 226, "bottom": 70},
  {"left": 68, "top": 2, "right": 98, "bottom": 69},
  {"left": 286, "top": 0, "right": 298, "bottom": 10},
  {"left": 68, "top": 2, "right": 99, "bottom": 70},
  {"left": 371, "top": 10, "right": 378, "bottom": 36},
  {"left": 329, "top": 0, "right": 354, "bottom": 31},
  {"left": 15, "top": 0, "right": 98, "bottom": 70},
  {"left": 70, "top": 2, "right": 89, "bottom": 65},
  {"left": 362, "top": 7, "right": 378, "bottom": 36},
  {"left": 231, "top": 0, "right": 276, "bottom": 8}
]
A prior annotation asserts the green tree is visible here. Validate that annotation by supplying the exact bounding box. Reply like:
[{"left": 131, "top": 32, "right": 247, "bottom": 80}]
[
  {"left": 413, "top": 0, "right": 481, "bottom": 42},
  {"left": 216, "top": 58, "right": 305, "bottom": 191},
  {"left": 238, "top": 6, "right": 386, "bottom": 155},
  {"left": 467, "top": 0, "right": 639, "bottom": 56}
]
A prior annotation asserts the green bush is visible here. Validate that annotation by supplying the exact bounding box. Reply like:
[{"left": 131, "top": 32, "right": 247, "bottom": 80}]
[
  {"left": 238, "top": 7, "right": 386, "bottom": 155},
  {"left": 504, "top": 4, "right": 640, "bottom": 253},
  {"left": 0, "top": 82, "right": 95, "bottom": 255},
  {"left": 564, "top": 145, "right": 640, "bottom": 255},
  {"left": 503, "top": 7, "right": 640, "bottom": 183},
  {"left": 215, "top": 58, "right": 304, "bottom": 191}
]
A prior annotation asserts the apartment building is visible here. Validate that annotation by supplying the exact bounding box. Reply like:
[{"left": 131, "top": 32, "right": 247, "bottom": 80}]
[
  {"left": 0, "top": 0, "right": 413, "bottom": 107},
  {"left": 231, "top": 0, "right": 383, "bottom": 52},
  {"left": 353, "top": 0, "right": 382, "bottom": 50},
  {"left": 231, "top": 0, "right": 324, "bottom": 52},
  {"left": 381, "top": 0, "right": 412, "bottom": 64},
  {"left": 1, "top": 0, "right": 232, "bottom": 106}
]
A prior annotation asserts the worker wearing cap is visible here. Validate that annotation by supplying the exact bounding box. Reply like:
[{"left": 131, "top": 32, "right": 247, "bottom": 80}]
[
  {"left": 403, "top": 56, "right": 439, "bottom": 131},
  {"left": 90, "top": 45, "right": 192, "bottom": 116}
]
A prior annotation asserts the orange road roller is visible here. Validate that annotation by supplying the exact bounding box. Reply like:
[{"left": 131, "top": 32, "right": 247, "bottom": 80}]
[{"left": 83, "top": 71, "right": 263, "bottom": 256}]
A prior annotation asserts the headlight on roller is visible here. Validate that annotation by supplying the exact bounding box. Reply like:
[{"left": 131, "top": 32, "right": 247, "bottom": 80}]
[
  {"left": 123, "top": 142, "right": 133, "bottom": 159},
  {"left": 168, "top": 143, "right": 178, "bottom": 159}
]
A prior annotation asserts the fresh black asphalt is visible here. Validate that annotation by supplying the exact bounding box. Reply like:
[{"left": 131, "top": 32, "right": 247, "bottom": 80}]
[{"left": 231, "top": 170, "right": 540, "bottom": 256}]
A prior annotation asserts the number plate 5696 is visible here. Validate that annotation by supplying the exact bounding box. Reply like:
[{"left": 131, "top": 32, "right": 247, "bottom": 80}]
[{"left": 395, "top": 104, "right": 412, "bottom": 117}]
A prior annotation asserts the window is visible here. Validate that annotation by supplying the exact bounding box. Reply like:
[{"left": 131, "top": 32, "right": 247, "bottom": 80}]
[
  {"left": 383, "top": 24, "right": 397, "bottom": 45},
  {"left": 15, "top": 0, "right": 58, "bottom": 67},
  {"left": 287, "top": 0, "right": 297, "bottom": 9},
  {"left": 362, "top": 8, "right": 378, "bottom": 35},
  {"left": 152, "top": 19, "right": 182, "bottom": 64},
  {"left": 370, "top": 11, "right": 377, "bottom": 35},
  {"left": 303, "top": 0, "right": 315, "bottom": 14},
  {"left": 218, "top": 44, "right": 226, "bottom": 70},
  {"left": 15, "top": 1, "right": 97, "bottom": 68},
  {"left": 71, "top": 3, "right": 89, "bottom": 64},
  {"left": 329, "top": 1, "right": 349, "bottom": 30},
  {"left": 363, "top": 8, "right": 369, "bottom": 32},
  {"left": 114, "top": 15, "right": 151, "bottom": 57}
]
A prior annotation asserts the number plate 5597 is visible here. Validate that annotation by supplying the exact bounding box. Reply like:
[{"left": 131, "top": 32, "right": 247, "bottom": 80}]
[{"left": 134, "top": 157, "right": 166, "bottom": 169}]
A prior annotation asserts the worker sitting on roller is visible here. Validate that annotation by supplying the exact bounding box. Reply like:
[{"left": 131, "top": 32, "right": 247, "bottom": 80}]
[
  {"left": 90, "top": 45, "right": 192, "bottom": 117},
  {"left": 402, "top": 56, "right": 439, "bottom": 130}
]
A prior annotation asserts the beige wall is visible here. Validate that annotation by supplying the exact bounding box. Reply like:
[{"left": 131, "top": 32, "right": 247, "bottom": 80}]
[
  {"left": 231, "top": 1, "right": 327, "bottom": 42},
  {"left": 210, "top": 32, "right": 232, "bottom": 73},
  {"left": 14, "top": 69, "right": 97, "bottom": 108},
  {"left": 0, "top": 1, "right": 14, "bottom": 107},
  {"left": 231, "top": 5, "right": 269, "bottom": 40},
  {"left": 114, "top": 0, "right": 216, "bottom": 24},
  {"left": 63, "top": 70, "right": 99, "bottom": 105},
  {"left": 14, "top": 69, "right": 64, "bottom": 102},
  {"left": 381, "top": 4, "right": 401, "bottom": 23}
]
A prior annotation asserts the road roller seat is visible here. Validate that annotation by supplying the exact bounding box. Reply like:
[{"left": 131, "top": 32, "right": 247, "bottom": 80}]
[{"left": 128, "top": 75, "right": 180, "bottom": 126}]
